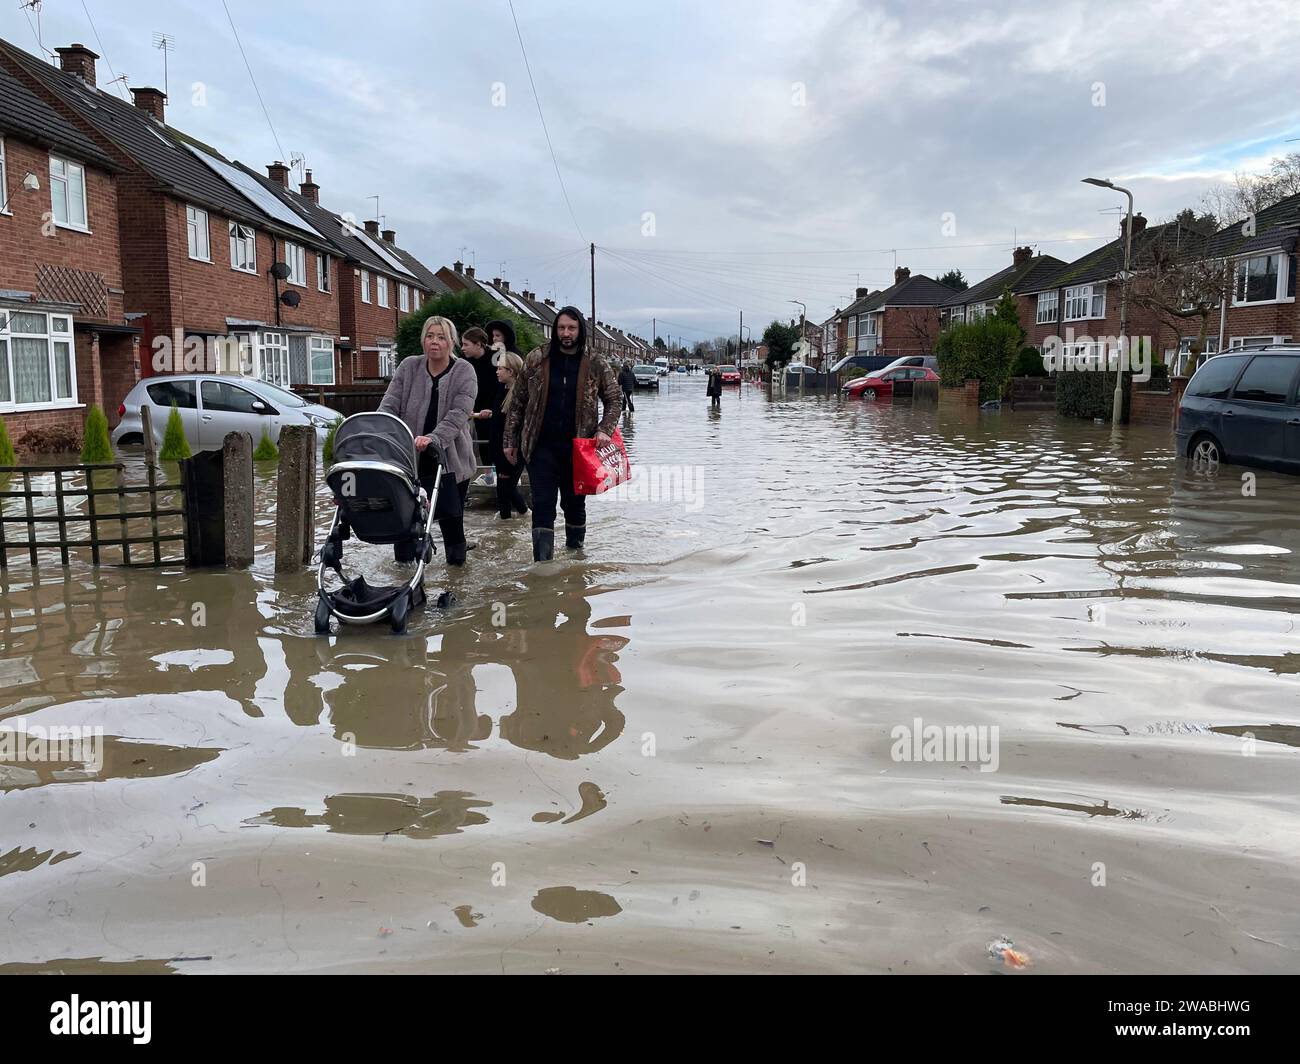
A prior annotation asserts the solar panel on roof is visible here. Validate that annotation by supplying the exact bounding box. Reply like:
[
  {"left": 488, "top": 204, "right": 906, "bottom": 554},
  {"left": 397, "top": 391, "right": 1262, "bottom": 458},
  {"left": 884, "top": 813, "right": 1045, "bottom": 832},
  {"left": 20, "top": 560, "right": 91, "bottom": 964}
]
[
  {"left": 184, "top": 142, "right": 325, "bottom": 238},
  {"left": 349, "top": 225, "right": 417, "bottom": 279}
]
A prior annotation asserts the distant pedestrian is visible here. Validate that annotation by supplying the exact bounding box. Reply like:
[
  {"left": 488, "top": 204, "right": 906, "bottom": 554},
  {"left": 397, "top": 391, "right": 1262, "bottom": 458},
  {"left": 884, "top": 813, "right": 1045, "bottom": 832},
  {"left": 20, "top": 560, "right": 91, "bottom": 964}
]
[
  {"left": 490, "top": 350, "right": 529, "bottom": 519},
  {"left": 618, "top": 360, "right": 636, "bottom": 413},
  {"left": 707, "top": 367, "right": 722, "bottom": 409},
  {"left": 502, "top": 307, "right": 623, "bottom": 561}
]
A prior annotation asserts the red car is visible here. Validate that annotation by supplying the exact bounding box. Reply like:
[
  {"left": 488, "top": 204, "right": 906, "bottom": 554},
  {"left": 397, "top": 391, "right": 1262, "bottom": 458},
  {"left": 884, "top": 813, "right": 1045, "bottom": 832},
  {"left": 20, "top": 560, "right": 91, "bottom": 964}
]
[
  {"left": 844, "top": 365, "right": 938, "bottom": 399},
  {"left": 719, "top": 365, "right": 741, "bottom": 384}
]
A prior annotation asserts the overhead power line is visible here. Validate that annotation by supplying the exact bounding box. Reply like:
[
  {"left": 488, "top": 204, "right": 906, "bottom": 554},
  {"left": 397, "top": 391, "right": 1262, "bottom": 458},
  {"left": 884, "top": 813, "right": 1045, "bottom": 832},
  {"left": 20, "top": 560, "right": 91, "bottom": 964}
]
[
  {"left": 80, "top": 0, "right": 129, "bottom": 100},
  {"left": 221, "top": 0, "right": 286, "bottom": 162},
  {"left": 508, "top": 0, "right": 585, "bottom": 243}
]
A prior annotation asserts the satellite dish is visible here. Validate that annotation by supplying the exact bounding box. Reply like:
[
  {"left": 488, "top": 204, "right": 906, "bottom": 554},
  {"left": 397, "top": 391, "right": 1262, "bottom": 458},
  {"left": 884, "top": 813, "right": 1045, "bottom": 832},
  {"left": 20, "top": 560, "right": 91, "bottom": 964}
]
[
  {"left": 280, "top": 290, "right": 301, "bottom": 308},
  {"left": 270, "top": 262, "right": 291, "bottom": 280}
]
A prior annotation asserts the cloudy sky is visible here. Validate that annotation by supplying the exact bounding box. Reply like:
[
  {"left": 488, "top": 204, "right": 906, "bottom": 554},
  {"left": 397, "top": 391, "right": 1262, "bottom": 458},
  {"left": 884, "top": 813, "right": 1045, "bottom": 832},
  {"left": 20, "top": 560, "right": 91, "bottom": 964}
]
[{"left": 3, "top": 0, "right": 1298, "bottom": 343}]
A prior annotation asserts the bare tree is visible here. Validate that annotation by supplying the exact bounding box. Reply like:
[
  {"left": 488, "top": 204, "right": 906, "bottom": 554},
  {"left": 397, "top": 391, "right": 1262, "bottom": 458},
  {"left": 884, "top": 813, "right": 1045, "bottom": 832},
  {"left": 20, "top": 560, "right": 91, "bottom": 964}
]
[
  {"left": 1130, "top": 237, "right": 1226, "bottom": 372},
  {"left": 1199, "top": 151, "right": 1300, "bottom": 225}
]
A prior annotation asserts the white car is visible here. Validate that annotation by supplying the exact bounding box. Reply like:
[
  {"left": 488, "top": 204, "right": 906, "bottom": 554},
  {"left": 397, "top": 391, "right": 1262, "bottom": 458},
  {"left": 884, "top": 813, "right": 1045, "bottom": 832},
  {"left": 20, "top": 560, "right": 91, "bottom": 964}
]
[{"left": 112, "top": 374, "right": 341, "bottom": 450}]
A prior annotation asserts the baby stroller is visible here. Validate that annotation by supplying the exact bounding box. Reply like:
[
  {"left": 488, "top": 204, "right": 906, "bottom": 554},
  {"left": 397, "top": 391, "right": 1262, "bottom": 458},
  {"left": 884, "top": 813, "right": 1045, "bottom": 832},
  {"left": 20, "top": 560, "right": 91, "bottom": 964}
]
[{"left": 315, "top": 411, "right": 454, "bottom": 635}]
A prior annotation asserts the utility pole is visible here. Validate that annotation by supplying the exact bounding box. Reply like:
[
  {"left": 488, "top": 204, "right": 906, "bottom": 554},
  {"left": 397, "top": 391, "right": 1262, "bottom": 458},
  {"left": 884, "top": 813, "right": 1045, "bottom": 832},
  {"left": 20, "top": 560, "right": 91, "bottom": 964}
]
[
  {"left": 590, "top": 242, "right": 596, "bottom": 339},
  {"left": 653, "top": 317, "right": 657, "bottom": 350}
]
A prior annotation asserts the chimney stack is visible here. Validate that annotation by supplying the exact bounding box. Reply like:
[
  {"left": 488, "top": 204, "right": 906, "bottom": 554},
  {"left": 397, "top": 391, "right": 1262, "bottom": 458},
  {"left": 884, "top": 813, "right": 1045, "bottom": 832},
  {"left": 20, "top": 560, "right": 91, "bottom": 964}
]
[
  {"left": 453, "top": 261, "right": 463, "bottom": 274},
  {"left": 130, "top": 86, "right": 167, "bottom": 121},
  {"left": 299, "top": 169, "right": 320, "bottom": 204},
  {"left": 381, "top": 228, "right": 396, "bottom": 244},
  {"left": 266, "top": 161, "right": 290, "bottom": 188},
  {"left": 56, "top": 44, "right": 98, "bottom": 87},
  {"left": 544, "top": 298, "right": 555, "bottom": 307},
  {"left": 1121, "top": 213, "right": 1148, "bottom": 240},
  {"left": 465, "top": 265, "right": 475, "bottom": 278},
  {"left": 500, "top": 280, "right": 510, "bottom": 292},
  {"left": 894, "top": 266, "right": 911, "bottom": 284},
  {"left": 364, "top": 220, "right": 380, "bottom": 237},
  {"left": 492, "top": 277, "right": 501, "bottom": 287},
  {"left": 855, "top": 287, "right": 869, "bottom": 298},
  {"left": 1013, "top": 246, "right": 1034, "bottom": 267}
]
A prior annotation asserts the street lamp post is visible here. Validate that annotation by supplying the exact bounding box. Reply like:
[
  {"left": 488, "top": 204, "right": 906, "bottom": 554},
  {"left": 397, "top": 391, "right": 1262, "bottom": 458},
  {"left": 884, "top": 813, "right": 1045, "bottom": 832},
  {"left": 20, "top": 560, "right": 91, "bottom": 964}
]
[
  {"left": 1082, "top": 177, "right": 1134, "bottom": 426},
  {"left": 789, "top": 299, "right": 806, "bottom": 396}
]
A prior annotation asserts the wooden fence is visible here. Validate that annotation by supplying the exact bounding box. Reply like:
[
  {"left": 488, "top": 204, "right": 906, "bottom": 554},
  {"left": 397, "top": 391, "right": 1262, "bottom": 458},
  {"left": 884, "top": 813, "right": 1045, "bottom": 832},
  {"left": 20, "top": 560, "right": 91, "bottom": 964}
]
[
  {"left": 293, "top": 383, "right": 388, "bottom": 418},
  {"left": 0, "top": 463, "right": 185, "bottom": 569}
]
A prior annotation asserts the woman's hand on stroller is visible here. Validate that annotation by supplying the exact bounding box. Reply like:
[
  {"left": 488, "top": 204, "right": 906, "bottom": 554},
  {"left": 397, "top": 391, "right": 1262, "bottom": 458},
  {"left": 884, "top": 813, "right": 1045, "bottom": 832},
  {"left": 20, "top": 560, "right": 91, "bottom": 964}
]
[{"left": 414, "top": 434, "right": 432, "bottom": 451}]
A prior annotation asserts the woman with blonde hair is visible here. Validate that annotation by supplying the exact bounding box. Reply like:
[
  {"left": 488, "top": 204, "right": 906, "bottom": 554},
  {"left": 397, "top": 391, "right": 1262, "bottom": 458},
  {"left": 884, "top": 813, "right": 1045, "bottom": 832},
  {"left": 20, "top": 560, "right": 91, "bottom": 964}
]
[
  {"left": 378, "top": 315, "right": 478, "bottom": 565},
  {"left": 489, "top": 349, "right": 529, "bottom": 519}
]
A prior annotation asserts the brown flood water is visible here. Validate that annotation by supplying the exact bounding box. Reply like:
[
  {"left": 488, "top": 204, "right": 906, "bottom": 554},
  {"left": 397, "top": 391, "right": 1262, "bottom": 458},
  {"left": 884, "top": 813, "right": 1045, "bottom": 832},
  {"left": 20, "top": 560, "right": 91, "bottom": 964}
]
[{"left": 2, "top": 377, "right": 1299, "bottom": 974}]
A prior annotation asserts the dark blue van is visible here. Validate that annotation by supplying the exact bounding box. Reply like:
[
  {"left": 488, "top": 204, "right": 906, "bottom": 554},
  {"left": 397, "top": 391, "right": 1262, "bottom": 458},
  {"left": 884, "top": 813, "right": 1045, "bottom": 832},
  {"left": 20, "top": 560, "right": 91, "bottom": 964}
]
[{"left": 1175, "top": 344, "right": 1300, "bottom": 473}]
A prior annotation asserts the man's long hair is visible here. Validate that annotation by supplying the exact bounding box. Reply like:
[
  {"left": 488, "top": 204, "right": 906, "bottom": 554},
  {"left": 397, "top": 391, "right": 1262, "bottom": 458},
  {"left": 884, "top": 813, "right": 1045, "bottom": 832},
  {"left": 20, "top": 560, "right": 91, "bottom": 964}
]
[{"left": 548, "top": 306, "right": 587, "bottom": 358}]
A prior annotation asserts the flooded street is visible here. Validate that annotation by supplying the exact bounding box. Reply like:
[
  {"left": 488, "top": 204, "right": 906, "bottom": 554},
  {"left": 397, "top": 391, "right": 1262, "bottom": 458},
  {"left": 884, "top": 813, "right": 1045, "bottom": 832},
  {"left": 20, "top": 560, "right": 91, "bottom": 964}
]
[{"left": 3, "top": 376, "right": 1299, "bottom": 974}]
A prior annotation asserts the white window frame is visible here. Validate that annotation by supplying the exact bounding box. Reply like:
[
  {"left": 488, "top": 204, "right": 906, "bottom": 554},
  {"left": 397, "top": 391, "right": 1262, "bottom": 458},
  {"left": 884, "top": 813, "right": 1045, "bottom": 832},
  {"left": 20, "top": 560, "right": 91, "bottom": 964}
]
[
  {"left": 1229, "top": 335, "right": 1292, "bottom": 349},
  {"left": 863, "top": 313, "right": 877, "bottom": 336},
  {"left": 284, "top": 242, "right": 307, "bottom": 287},
  {"left": 48, "top": 154, "right": 88, "bottom": 231},
  {"left": 968, "top": 303, "right": 987, "bottom": 322},
  {"left": 0, "top": 308, "right": 79, "bottom": 411},
  {"left": 1064, "top": 283, "right": 1105, "bottom": 321},
  {"left": 0, "top": 136, "right": 9, "bottom": 216},
  {"left": 309, "top": 335, "right": 335, "bottom": 385},
  {"left": 1035, "top": 290, "right": 1058, "bottom": 325},
  {"left": 361, "top": 270, "right": 371, "bottom": 304},
  {"left": 377, "top": 276, "right": 389, "bottom": 308},
  {"left": 399, "top": 283, "right": 409, "bottom": 312},
  {"left": 1232, "top": 253, "right": 1294, "bottom": 306},
  {"left": 414, "top": 289, "right": 422, "bottom": 306},
  {"left": 317, "top": 253, "right": 331, "bottom": 293},
  {"left": 258, "top": 330, "right": 289, "bottom": 387},
  {"left": 186, "top": 205, "right": 210, "bottom": 261},
  {"left": 229, "top": 221, "right": 257, "bottom": 273}
]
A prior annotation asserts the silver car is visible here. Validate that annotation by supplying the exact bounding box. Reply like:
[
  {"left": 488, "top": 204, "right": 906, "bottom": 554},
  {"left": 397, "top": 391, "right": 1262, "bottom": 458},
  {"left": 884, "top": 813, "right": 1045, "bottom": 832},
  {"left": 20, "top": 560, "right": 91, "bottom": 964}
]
[{"left": 112, "top": 374, "right": 342, "bottom": 450}]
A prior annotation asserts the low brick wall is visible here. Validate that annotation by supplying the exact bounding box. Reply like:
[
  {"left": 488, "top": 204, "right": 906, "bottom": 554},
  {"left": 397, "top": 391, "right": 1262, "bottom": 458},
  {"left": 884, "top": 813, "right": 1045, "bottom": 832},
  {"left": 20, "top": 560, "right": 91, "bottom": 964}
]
[
  {"left": 913, "top": 380, "right": 939, "bottom": 404},
  {"left": 939, "top": 379, "right": 981, "bottom": 407},
  {"left": 2, "top": 407, "right": 86, "bottom": 450},
  {"left": 1130, "top": 389, "right": 1174, "bottom": 429}
]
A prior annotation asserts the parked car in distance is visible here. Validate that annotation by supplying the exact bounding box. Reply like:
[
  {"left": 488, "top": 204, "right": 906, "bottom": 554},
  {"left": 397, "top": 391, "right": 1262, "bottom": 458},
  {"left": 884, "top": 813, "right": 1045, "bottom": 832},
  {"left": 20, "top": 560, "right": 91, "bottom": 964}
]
[
  {"left": 632, "top": 364, "right": 660, "bottom": 389},
  {"left": 112, "top": 374, "right": 342, "bottom": 450},
  {"left": 719, "top": 365, "right": 741, "bottom": 384},
  {"left": 676, "top": 365, "right": 687, "bottom": 374},
  {"left": 654, "top": 356, "right": 671, "bottom": 376},
  {"left": 877, "top": 354, "right": 939, "bottom": 374},
  {"left": 1176, "top": 344, "right": 1300, "bottom": 473},
  {"left": 843, "top": 365, "right": 939, "bottom": 399}
]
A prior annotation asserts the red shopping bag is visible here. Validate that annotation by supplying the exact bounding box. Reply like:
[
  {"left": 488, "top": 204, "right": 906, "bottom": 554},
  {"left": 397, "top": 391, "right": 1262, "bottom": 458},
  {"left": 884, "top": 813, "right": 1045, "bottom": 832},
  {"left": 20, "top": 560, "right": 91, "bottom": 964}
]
[{"left": 572, "top": 427, "right": 631, "bottom": 495}]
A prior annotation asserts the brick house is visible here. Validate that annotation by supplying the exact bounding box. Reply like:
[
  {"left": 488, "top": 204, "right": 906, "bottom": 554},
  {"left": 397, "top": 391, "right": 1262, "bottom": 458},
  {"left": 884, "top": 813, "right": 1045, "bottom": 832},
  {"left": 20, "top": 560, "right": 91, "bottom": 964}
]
[
  {"left": 1199, "top": 193, "right": 1298, "bottom": 374},
  {"left": 841, "top": 268, "right": 956, "bottom": 362},
  {"left": 0, "top": 56, "right": 135, "bottom": 446},
  {"left": 1018, "top": 216, "right": 1205, "bottom": 369},
  {"left": 0, "top": 38, "right": 348, "bottom": 409},
  {"left": 940, "top": 247, "right": 1065, "bottom": 329}
]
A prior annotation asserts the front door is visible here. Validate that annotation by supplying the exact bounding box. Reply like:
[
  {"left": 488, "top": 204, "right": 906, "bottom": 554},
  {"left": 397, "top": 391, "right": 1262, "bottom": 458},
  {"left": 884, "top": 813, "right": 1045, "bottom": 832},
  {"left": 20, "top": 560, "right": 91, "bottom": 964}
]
[{"left": 289, "top": 335, "right": 309, "bottom": 386}]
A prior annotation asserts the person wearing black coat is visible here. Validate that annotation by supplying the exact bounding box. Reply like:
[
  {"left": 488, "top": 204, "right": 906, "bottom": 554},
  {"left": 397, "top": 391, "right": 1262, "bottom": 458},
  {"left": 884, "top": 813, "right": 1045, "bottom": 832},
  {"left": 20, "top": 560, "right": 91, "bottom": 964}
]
[
  {"left": 707, "top": 367, "right": 722, "bottom": 409},
  {"left": 618, "top": 361, "right": 636, "bottom": 413}
]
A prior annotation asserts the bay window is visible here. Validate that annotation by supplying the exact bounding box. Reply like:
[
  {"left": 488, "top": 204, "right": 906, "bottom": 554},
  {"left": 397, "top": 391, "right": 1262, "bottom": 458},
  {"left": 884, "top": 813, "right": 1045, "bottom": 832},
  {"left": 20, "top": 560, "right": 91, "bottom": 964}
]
[
  {"left": 49, "top": 155, "right": 88, "bottom": 230},
  {"left": 1035, "top": 290, "right": 1058, "bottom": 324},
  {"left": 1064, "top": 284, "right": 1104, "bottom": 321},
  {"left": 258, "top": 331, "right": 289, "bottom": 386},
  {"left": 0, "top": 309, "right": 77, "bottom": 409},
  {"left": 1233, "top": 253, "right": 1295, "bottom": 305}
]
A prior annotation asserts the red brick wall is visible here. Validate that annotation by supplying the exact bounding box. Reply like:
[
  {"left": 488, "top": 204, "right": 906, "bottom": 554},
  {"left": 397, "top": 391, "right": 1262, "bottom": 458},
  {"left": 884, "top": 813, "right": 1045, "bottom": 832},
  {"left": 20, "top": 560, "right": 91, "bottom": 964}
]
[
  {"left": 340, "top": 264, "right": 416, "bottom": 378},
  {"left": 878, "top": 306, "right": 942, "bottom": 358},
  {"left": 1221, "top": 294, "right": 1298, "bottom": 345},
  {"left": 0, "top": 136, "right": 123, "bottom": 320},
  {"left": 1130, "top": 389, "right": 1174, "bottom": 429},
  {"left": 2, "top": 407, "right": 84, "bottom": 448},
  {"left": 1019, "top": 284, "right": 1179, "bottom": 360}
]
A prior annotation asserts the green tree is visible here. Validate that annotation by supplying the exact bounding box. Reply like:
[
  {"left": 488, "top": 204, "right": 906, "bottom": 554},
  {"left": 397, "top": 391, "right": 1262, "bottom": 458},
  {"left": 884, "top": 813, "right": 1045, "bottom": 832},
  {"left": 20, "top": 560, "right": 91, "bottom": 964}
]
[
  {"left": 0, "top": 417, "right": 15, "bottom": 466},
  {"left": 253, "top": 428, "right": 279, "bottom": 461},
  {"left": 938, "top": 269, "right": 968, "bottom": 291},
  {"left": 159, "top": 403, "right": 192, "bottom": 460},
  {"left": 654, "top": 336, "right": 666, "bottom": 350},
  {"left": 761, "top": 320, "right": 799, "bottom": 367},
  {"left": 395, "top": 288, "right": 542, "bottom": 363},
  {"left": 934, "top": 317, "right": 1022, "bottom": 401},
  {"left": 322, "top": 417, "right": 343, "bottom": 466},
  {"left": 79, "top": 405, "right": 114, "bottom": 463},
  {"left": 993, "top": 286, "right": 1026, "bottom": 346}
]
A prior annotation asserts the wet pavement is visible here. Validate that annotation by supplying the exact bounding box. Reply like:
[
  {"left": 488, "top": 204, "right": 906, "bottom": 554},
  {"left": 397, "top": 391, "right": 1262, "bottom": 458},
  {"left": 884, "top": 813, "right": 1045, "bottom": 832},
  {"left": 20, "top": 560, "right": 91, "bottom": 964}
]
[{"left": 2, "top": 374, "right": 1298, "bottom": 973}]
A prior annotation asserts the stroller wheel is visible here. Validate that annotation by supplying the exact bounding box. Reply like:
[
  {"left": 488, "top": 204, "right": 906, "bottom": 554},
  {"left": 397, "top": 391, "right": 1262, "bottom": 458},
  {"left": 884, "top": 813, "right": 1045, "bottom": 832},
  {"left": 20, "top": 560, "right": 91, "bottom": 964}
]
[
  {"left": 436, "top": 591, "right": 456, "bottom": 610},
  {"left": 314, "top": 599, "right": 332, "bottom": 636},
  {"left": 390, "top": 592, "right": 410, "bottom": 634}
]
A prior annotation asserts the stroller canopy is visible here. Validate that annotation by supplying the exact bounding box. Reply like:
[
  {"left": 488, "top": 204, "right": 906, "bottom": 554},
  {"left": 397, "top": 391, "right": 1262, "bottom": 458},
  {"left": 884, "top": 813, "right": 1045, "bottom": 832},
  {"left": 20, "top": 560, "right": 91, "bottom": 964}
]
[{"left": 330, "top": 411, "right": 419, "bottom": 483}]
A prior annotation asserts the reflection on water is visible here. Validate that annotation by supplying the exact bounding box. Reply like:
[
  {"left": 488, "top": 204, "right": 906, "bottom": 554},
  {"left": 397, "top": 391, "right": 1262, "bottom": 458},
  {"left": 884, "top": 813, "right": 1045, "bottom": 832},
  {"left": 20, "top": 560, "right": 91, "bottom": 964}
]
[{"left": 2, "top": 387, "right": 1299, "bottom": 972}]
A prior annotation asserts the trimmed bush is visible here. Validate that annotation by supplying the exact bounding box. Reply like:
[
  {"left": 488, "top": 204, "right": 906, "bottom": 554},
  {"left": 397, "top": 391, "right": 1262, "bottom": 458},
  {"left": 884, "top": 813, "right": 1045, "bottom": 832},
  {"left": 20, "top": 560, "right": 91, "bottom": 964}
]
[
  {"left": 935, "top": 318, "right": 1022, "bottom": 401},
  {"left": 1012, "top": 347, "right": 1047, "bottom": 377},
  {"left": 840, "top": 366, "right": 868, "bottom": 383},
  {"left": 159, "top": 403, "right": 192, "bottom": 460},
  {"left": 79, "top": 405, "right": 114, "bottom": 463},
  {"left": 253, "top": 428, "right": 279, "bottom": 461},
  {"left": 1056, "top": 369, "right": 1132, "bottom": 421},
  {"left": 322, "top": 417, "right": 343, "bottom": 466},
  {"left": 0, "top": 417, "right": 15, "bottom": 466}
]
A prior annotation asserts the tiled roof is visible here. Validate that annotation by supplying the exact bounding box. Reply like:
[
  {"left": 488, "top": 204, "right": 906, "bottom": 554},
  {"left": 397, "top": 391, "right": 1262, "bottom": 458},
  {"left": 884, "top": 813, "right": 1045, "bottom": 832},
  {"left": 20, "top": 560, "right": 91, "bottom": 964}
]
[
  {"left": 378, "top": 243, "right": 450, "bottom": 294},
  {"left": 1029, "top": 222, "right": 1208, "bottom": 291},
  {"left": 1205, "top": 192, "right": 1300, "bottom": 259},
  {"left": 0, "top": 61, "right": 117, "bottom": 170},
  {"left": 0, "top": 38, "right": 291, "bottom": 232},
  {"left": 857, "top": 275, "right": 956, "bottom": 312},
  {"left": 943, "top": 255, "right": 1066, "bottom": 306}
]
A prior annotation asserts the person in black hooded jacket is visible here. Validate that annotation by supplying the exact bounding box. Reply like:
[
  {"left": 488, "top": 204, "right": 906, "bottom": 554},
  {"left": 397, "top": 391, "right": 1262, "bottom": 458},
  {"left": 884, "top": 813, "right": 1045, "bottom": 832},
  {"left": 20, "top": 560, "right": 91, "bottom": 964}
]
[{"left": 461, "top": 326, "right": 500, "bottom": 452}]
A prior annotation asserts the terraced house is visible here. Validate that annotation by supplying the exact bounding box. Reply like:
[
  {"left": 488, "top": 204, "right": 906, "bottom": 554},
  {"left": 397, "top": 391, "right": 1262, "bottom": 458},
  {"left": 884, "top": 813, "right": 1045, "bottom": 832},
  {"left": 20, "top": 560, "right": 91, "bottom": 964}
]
[{"left": 0, "top": 55, "right": 133, "bottom": 446}]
